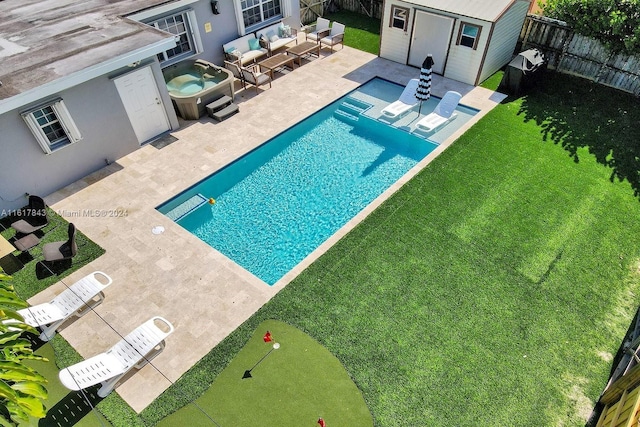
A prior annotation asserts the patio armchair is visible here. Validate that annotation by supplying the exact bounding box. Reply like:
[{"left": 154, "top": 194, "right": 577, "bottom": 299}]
[
  {"left": 320, "top": 22, "right": 345, "bottom": 52},
  {"left": 306, "top": 17, "right": 330, "bottom": 43},
  {"left": 240, "top": 63, "right": 272, "bottom": 94},
  {"left": 224, "top": 60, "right": 245, "bottom": 89},
  {"left": 42, "top": 222, "right": 77, "bottom": 264},
  {"left": 59, "top": 316, "right": 175, "bottom": 397},
  {"left": 11, "top": 195, "right": 49, "bottom": 235}
]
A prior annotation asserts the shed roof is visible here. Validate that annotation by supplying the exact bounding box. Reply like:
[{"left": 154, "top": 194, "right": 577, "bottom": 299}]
[
  {"left": 401, "top": 0, "right": 525, "bottom": 22},
  {"left": 0, "top": 0, "right": 175, "bottom": 105}
]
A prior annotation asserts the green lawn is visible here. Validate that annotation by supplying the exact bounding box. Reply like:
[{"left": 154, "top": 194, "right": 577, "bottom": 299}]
[
  {"left": 323, "top": 10, "right": 381, "bottom": 55},
  {"left": 8, "top": 40, "right": 639, "bottom": 426},
  {"left": 130, "top": 72, "right": 640, "bottom": 427},
  {"left": 158, "top": 320, "right": 372, "bottom": 426}
]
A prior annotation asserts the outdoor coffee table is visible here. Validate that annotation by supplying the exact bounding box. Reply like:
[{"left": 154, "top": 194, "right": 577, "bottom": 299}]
[
  {"left": 286, "top": 41, "right": 321, "bottom": 66},
  {"left": 257, "top": 53, "right": 295, "bottom": 79}
]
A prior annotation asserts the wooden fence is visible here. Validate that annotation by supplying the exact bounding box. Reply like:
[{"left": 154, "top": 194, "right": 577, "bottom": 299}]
[
  {"left": 300, "top": 0, "right": 383, "bottom": 23},
  {"left": 519, "top": 15, "right": 640, "bottom": 96},
  {"left": 300, "top": 0, "right": 328, "bottom": 25},
  {"left": 331, "top": 0, "right": 383, "bottom": 18}
]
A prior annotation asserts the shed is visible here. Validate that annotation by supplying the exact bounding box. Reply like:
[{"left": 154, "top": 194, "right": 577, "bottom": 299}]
[{"left": 380, "top": 0, "right": 531, "bottom": 85}]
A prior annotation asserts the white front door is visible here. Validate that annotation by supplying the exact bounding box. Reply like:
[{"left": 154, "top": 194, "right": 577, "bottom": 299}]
[
  {"left": 114, "top": 66, "right": 169, "bottom": 144},
  {"left": 408, "top": 11, "right": 455, "bottom": 74}
]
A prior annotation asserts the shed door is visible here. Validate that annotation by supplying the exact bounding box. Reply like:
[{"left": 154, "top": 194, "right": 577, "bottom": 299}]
[
  {"left": 114, "top": 66, "right": 169, "bottom": 144},
  {"left": 408, "top": 11, "right": 455, "bottom": 74}
]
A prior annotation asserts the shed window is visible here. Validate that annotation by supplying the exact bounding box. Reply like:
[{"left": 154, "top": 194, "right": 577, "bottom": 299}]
[
  {"left": 390, "top": 6, "right": 409, "bottom": 31},
  {"left": 22, "top": 99, "right": 82, "bottom": 154},
  {"left": 457, "top": 22, "right": 481, "bottom": 49}
]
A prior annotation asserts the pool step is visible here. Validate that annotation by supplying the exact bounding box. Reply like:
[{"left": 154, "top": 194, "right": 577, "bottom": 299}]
[
  {"left": 334, "top": 108, "right": 359, "bottom": 123},
  {"left": 166, "top": 194, "right": 209, "bottom": 221},
  {"left": 343, "top": 96, "right": 373, "bottom": 113},
  {"left": 335, "top": 97, "right": 374, "bottom": 123}
]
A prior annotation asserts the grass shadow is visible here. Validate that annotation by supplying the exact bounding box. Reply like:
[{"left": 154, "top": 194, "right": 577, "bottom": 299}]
[{"left": 516, "top": 72, "right": 640, "bottom": 199}]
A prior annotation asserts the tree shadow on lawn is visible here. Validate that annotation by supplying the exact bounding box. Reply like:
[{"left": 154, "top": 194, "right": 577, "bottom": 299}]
[{"left": 515, "top": 71, "right": 640, "bottom": 200}]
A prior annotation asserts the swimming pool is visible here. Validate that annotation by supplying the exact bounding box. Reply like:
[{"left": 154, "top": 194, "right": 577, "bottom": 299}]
[{"left": 158, "top": 78, "right": 473, "bottom": 285}]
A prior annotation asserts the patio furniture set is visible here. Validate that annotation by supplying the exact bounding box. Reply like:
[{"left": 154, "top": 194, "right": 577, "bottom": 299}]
[
  {"left": 0, "top": 195, "right": 77, "bottom": 275},
  {"left": 223, "top": 19, "right": 345, "bottom": 94}
]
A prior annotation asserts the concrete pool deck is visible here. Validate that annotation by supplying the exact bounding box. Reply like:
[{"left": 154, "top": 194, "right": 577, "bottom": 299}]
[{"left": 37, "top": 44, "right": 507, "bottom": 412}]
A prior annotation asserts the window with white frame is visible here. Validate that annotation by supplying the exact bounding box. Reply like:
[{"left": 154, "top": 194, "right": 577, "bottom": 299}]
[
  {"left": 457, "top": 22, "right": 481, "bottom": 49},
  {"left": 240, "top": 0, "right": 282, "bottom": 29},
  {"left": 390, "top": 5, "right": 409, "bottom": 31},
  {"left": 21, "top": 99, "right": 82, "bottom": 154},
  {"left": 149, "top": 11, "right": 197, "bottom": 63}
]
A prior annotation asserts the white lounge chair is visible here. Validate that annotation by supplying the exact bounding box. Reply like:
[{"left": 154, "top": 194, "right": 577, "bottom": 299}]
[
  {"left": 415, "top": 91, "right": 462, "bottom": 133},
  {"left": 306, "top": 17, "right": 330, "bottom": 43},
  {"left": 59, "top": 316, "right": 175, "bottom": 397},
  {"left": 17, "top": 271, "right": 112, "bottom": 341},
  {"left": 380, "top": 79, "right": 420, "bottom": 119}
]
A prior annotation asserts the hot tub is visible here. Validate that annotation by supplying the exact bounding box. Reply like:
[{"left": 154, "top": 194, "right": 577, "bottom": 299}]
[{"left": 163, "top": 59, "right": 235, "bottom": 120}]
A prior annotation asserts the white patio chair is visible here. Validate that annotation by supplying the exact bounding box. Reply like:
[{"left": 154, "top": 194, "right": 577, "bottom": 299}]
[
  {"left": 306, "top": 17, "right": 330, "bottom": 43},
  {"left": 320, "top": 22, "right": 345, "bottom": 52},
  {"left": 17, "top": 271, "right": 113, "bottom": 341},
  {"left": 59, "top": 316, "right": 175, "bottom": 397}
]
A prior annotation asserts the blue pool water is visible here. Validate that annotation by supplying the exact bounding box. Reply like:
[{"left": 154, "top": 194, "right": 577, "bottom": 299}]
[{"left": 158, "top": 78, "right": 460, "bottom": 285}]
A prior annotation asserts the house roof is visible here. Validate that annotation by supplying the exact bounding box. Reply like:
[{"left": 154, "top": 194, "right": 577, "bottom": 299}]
[
  {"left": 0, "top": 0, "right": 177, "bottom": 109},
  {"left": 400, "top": 0, "right": 527, "bottom": 22}
]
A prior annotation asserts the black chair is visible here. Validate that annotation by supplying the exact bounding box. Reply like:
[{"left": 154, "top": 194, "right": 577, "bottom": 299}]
[
  {"left": 11, "top": 195, "right": 49, "bottom": 234},
  {"left": 42, "top": 223, "right": 77, "bottom": 264}
]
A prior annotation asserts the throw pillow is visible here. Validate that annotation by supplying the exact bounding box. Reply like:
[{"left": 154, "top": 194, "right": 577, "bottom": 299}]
[
  {"left": 280, "top": 25, "right": 291, "bottom": 38},
  {"left": 248, "top": 38, "right": 261, "bottom": 51},
  {"left": 266, "top": 30, "right": 279, "bottom": 43},
  {"left": 229, "top": 49, "right": 242, "bottom": 60}
]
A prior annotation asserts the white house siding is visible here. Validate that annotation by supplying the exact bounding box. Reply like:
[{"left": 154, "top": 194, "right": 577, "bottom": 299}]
[
  {"left": 441, "top": 16, "right": 490, "bottom": 85},
  {"left": 477, "top": 0, "right": 530, "bottom": 84},
  {"left": 379, "top": 0, "right": 415, "bottom": 65}
]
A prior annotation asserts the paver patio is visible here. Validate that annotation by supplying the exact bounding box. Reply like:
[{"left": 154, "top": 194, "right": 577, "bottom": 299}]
[{"left": 35, "top": 42, "right": 506, "bottom": 412}]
